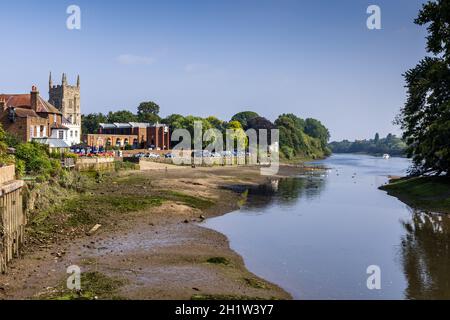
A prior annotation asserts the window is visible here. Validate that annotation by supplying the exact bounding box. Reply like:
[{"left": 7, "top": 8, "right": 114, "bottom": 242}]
[
  {"left": 36, "top": 126, "right": 40, "bottom": 137},
  {"left": 75, "top": 130, "right": 78, "bottom": 137},
  {"left": 43, "top": 126, "right": 47, "bottom": 137},
  {"left": 30, "top": 126, "right": 34, "bottom": 139},
  {"left": 70, "top": 130, "right": 73, "bottom": 138},
  {"left": 58, "top": 130, "right": 64, "bottom": 139},
  {"left": 40, "top": 126, "right": 45, "bottom": 137}
]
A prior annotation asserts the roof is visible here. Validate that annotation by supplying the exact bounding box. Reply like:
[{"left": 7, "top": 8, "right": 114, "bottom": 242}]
[
  {"left": 113, "top": 122, "right": 132, "bottom": 128},
  {"left": 128, "top": 122, "right": 151, "bottom": 128},
  {"left": 13, "top": 107, "right": 39, "bottom": 118},
  {"left": 62, "top": 116, "right": 71, "bottom": 124},
  {"left": 99, "top": 122, "right": 168, "bottom": 129},
  {"left": 0, "top": 94, "right": 61, "bottom": 114},
  {"left": 33, "top": 138, "right": 70, "bottom": 148},
  {"left": 99, "top": 123, "right": 117, "bottom": 129},
  {"left": 51, "top": 123, "right": 69, "bottom": 130}
]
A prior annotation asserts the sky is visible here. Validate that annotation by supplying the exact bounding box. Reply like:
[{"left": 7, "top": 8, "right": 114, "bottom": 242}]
[{"left": 0, "top": 0, "right": 428, "bottom": 141}]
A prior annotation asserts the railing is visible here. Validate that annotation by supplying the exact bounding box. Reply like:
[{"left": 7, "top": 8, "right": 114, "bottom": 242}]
[{"left": 0, "top": 165, "right": 25, "bottom": 274}]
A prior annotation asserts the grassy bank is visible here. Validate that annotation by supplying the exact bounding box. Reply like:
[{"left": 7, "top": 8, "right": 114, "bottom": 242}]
[
  {"left": 27, "top": 170, "right": 215, "bottom": 242},
  {"left": 380, "top": 176, "right": 450, "bottom": 214}
]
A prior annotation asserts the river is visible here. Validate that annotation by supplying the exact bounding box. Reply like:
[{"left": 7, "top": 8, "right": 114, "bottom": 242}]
[{"left": 203, "top": 153, "right": 450, "bottom": 299}]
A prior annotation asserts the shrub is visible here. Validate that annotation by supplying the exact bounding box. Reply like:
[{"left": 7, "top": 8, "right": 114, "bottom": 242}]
[
  {"left": 15, "top": 142, "right": 53, "bottom": 175},
  {"left": 15, "top": 159, "right": 25, "bottom": 177},
  {"left": 280, "top": 146, "right": 294, "bottom": 160}
]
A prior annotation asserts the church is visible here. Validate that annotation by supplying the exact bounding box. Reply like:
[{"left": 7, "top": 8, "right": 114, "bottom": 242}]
[{"left": 0, "top": 73, "right": 81, "bottom": 150}]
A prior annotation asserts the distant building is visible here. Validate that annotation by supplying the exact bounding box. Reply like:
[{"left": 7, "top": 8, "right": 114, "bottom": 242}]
[
  {"left": 0, "top": 86, "right": 70, "bottom": 151},
  {"left": 84, "top": 122, "right": 170, "bottom": 150},
  {"left": 0, "top": 72, "right": 81, "bottom": 150},
  {"left": 48, "top": 73, "right": 81, "bottom": 145}
]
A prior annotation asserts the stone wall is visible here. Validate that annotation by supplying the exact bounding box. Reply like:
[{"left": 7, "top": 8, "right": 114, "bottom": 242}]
[{"left": 75, "top": 157, "right": 115, "bottom": 171}]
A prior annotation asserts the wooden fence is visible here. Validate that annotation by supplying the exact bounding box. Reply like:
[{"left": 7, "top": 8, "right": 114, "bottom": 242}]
[{"left": 0, "top": 165, "right": 25, "bottom": 274}]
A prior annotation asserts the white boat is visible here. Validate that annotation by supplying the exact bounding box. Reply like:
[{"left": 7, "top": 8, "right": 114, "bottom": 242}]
[{"left": 383, "top": 154, "right": 390, "bottom": 159}]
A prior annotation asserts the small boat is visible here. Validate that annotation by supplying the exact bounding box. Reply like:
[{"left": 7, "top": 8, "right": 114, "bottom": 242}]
[{"left": 383, "top": 154, "right": 390, "bottom": 159}]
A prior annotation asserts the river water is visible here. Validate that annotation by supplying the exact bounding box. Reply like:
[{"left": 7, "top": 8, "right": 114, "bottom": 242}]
[{"left": 203, "top": 154, "right": 450, "bottom": 299}]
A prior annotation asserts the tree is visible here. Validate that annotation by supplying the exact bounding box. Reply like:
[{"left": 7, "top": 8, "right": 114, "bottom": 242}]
[
  {"left": 374, "top": 133, "right": 380, "bottom": 144},
  {"left": 226, "top": 120, "right": 247, "bottom": 149},
  {"left": 396, "top": 0, "right": 450, "bottom": 175},
  {"left": 81, "top": 113, "right": 107, "bottom": 134},
  {"left": 106, "top": 110, "right": 138, "bottom": 123},
  {"left": 162, "top": 114, "right": 185, "bottom": 131},
  {"left": 275, "top": 114, "right": 330, "bottom": 159},
  {"left": 328, "top": 134, "right": 407, "bottom": 156},
  {"left": 304, "top": 118, "right": 330, "bottom": 148},
  {"left": 231, "top": 111, "right": 259, "bottom": 129},
  {"left": 206, "top": 116, "right": 227, "bottom": 132},
  {"left": 137, "top": 101, "right": 161, "bottom": 123}
]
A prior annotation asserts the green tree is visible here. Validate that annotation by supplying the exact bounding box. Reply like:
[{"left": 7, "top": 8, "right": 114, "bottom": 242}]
[
  {"left": 227, "top": 120, "right": 247, "bottom": 149},
  {"left": 231, "top": 111, "right": 259, "bottom": 129},
  {"left": 162, "top": 114, "right": 185, "bottom": 130},
  {"left": 81, "top": 113, "right": 107, "bottom": 134},
  {"left": 15, "top": 141, "right": 60, "bottom": 176},
  {"left": 374, "top": 133, "right": 380, "bottom": 144},
  {"left": 396, "top": 0, "right": 450, "bottom": 175},
  {"left": 328, "top": 134, "right": 406, "bottom": 156},
  {"left": 275, "top": 114, "right": 330, "bottom": 159},
  {"left": 206, "top": 116, "right": 227, "bottom": 131},
  {"left": 137, "top": 101, "right": 161, "bottom": 123},
  {"left": 106, "top": 110, "right": 138, "bottom": 123},
  {"left": 304, "top": 118, "right": 330, "bottom": 148}
]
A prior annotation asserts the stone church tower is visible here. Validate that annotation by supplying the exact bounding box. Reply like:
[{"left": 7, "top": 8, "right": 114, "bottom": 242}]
[{"left": 48, "top": 72, "right": 81, "bottom": 125}]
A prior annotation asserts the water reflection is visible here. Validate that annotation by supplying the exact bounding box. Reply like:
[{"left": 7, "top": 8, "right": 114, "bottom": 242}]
[
  {"left": 401, "top": 210, "right": 450, "bottom": 299},
  {"left": 235, "top": 172, "right": 328, "bottom": 210},
  {"left": 205, "top": 154, "right": 450, "bottom": 299}
]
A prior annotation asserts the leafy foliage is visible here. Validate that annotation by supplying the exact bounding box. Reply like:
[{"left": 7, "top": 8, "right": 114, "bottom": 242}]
[
  {"left": 275, "top": 114, "right": 330, "bottom": 160},
  {"left": 106, "top": 110, "right": 138, "bottom": 123},
  {"left": 396, "top": 0, "right": 450, "bottom": 175},
  {"left": 329, "top": 133, "right": 407, "bottom": 156},
  {"left": 82, "top": 104, "right": 331, "bottom": 161},
  {"left": 231, "top": 111, "right": 259, "bottom": 128},
  {"left": 137, "top": 101, "right": 161, "bottom": 123},
  {"left": 81, "top": 113, "right": 107, "bottom": 134},
  {"left": 15, "top": 141, "right": 61, "bottom": 176}
]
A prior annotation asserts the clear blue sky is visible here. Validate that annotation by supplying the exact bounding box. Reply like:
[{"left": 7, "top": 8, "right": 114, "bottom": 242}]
[{"left": 0, "top": 0, "right": 427, "bottom": 140}]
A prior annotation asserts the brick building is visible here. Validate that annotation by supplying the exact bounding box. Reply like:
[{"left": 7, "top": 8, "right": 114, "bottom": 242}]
[
  {"left": 0, "top": 86, "right": 69, "bottom": 150},
  {"left": 84, "top": 122, "right": 170, "bottom": 150}
]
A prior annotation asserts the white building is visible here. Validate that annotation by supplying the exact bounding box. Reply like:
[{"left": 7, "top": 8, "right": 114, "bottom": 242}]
[{"left": 63, "top": 117, "right": 80, "bottom": 146}]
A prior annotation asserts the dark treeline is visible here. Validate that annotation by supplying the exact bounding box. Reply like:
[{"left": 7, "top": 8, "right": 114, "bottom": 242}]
[
  {"left": 395, "top": 0, "right": 450, "bottom": 176},
  {"left": 328, "top": 133, "right": 407, "bottom": 156},
  {"left": 82, "top": 105, "right": 331, "bottom": 160}
]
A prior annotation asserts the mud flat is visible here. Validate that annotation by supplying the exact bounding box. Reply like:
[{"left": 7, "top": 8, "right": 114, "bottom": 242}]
[{"left": 0, "top": 165, "right": 309, "bottom": 300}]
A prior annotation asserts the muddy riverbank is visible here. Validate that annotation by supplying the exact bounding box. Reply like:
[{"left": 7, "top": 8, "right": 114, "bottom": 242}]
[{"left": 0, "top": 165, "right": 306, "bottom": 300}]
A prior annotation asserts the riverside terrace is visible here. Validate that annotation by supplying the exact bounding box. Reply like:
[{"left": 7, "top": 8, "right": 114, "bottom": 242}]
[{"left": 84, "top": 122, "right": 170, "bottom": 150}]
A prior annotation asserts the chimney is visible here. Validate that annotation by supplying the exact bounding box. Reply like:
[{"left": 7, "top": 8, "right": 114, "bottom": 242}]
[
  {"left": 49, "top": 71, "right": 53, "bottom": 90},
  {"left": 30, "top": 85, "right": 39, "bottom": 111},
  {"left": 0, "top": 96, "right": 5, "bottom": 110}
]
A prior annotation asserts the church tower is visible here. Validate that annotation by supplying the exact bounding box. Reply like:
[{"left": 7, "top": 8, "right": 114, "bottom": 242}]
[{"left": 48, "top": 72, "right": 81, "bottom": 125}]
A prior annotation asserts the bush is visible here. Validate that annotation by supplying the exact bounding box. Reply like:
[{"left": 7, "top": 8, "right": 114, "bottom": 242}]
[
  {"left": 15, "top": 159, "right": 25, "bottom": 177},
  {"left": 281, "top": 146, "right": 295, "bottom": 160},
  {"left": 15, "top": 142, "right": 53, "bottom": 175},
  {"left": 64, "top": 152, "right": 78, "bottom": 162}
]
